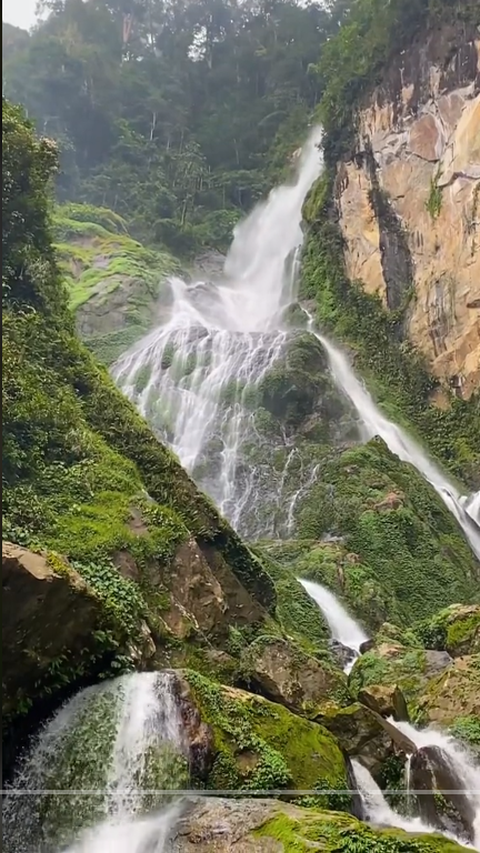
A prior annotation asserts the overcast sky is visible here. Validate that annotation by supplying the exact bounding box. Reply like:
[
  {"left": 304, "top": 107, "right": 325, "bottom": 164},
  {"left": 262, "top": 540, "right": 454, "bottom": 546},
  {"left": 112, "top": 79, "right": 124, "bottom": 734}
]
[{"left": 3, "top": 0, "right": 40, "bottom": 30}]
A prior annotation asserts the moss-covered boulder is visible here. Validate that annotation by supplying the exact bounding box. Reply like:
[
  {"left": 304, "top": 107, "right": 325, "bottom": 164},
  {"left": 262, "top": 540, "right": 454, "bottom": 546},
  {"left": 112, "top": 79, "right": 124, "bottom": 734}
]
[
  {"left": 240, "top": 637, "right": 350, "bottom": 714},
  {"left": 54, "top": 203, "right": 180, "bottom": 365},
  {"left": 173, "top": 796, "right": 470, "bottom": 852},
  {"left": 415, "top": 605, "right": 480, "bottom": 658},
  {"left": 349, "top": 643, "right": 452, "bottom": 712},
  {"left": 416, "top": 655, "right": 480, "bottom": 728},
  {"left": 180, "top": 671, "right": 348, "bottom": 798},
  {"left": 357, "top": 684, "right": 410, "bottom": 722}
]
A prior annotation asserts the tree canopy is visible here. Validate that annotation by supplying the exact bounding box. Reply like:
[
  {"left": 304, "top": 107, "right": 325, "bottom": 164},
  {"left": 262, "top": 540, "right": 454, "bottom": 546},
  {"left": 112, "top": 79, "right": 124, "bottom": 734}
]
[{"left": 3, "top": 0, "right": 338, "bottom": 254}]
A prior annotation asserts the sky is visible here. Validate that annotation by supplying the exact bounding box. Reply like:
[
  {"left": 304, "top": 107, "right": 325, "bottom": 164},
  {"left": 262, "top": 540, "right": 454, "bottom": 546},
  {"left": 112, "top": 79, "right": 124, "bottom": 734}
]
[{"left": 3, "top": 0, "right": 40, "bottom": 30}]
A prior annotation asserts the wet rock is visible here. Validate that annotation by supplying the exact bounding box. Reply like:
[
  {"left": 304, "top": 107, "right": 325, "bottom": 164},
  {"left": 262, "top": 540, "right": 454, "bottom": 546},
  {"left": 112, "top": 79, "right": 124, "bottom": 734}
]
[
  {"left": 171, "top": 795, "right": 466, "bottom": 851},
  {"left": 329, "top": 639, "right": 357, "bottom": 671},
  {"left": 359, "top": 639, "right": 375, "bottom": 654},
  {"left": 358, "top": 684, "right": 409, "bottom": 722},
  {"left": 410, "top": 745, "right": 476, "bottom": 844},
  {"left": 242, "top": 637, "right": 350, "bottom": 714},
  {"left": 313, "top": 703, "right": 416, "bottom": 777}
]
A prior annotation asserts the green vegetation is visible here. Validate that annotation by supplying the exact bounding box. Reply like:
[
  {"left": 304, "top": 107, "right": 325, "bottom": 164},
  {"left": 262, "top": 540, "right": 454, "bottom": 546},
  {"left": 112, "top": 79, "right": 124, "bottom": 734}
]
[
  {"left": 281, "top": 439, "right": 479, "bottom": 629},
  {"left": 2, "top": 0, "right": 342, "bottom": 257},
  {"left": 253, "top": 809, "right": 469, "bottom": 852},
  {"left": 185, "top": 670, "right": 347, "bottom": 795},
  {"left": 426, "top": 171, "right": 443, "bottom": 220},
  {"left": 2, "top": 99, "right": 276, "bottom": 724}
]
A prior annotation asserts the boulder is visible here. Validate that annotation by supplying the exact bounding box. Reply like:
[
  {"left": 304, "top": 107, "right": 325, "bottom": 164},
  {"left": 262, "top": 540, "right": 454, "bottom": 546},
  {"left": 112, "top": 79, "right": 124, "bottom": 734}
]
[
  {"left": 313, "top": 703, "right": 416, "bottom": 777},
  {"left": 417, "top": 654, "right": 480, "bottom": 726},
  {"left": 178, "top": 671, "right": 348, "bottom": 793},
  {"left": 410, "top": 745, "right": 476, "bottom": 844},
  {"left": 349, "top": 642, "right": 452, "bottom": 709},
  {"left": 2, "top": 541, "right": 154, "bottom": 721},
  {"left": 171, "top": 796, "right": 468, "bottom": 851},
  {"left": 242, "top": 637, "right": 350, "bottom": 714},
  {"left": 358, "top": 684, "right": 410, "bottom": 721}
]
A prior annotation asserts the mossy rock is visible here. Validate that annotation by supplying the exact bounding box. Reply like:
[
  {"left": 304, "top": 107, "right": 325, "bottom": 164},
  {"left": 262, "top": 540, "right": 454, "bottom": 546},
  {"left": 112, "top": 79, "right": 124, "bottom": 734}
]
[
  {"left": 416, "top": 655, "right": 480, "bottom": 728},
  {"left": 54, "top": 202, "right": 180, "bottom": 366},
  {"left": 348, "top": 644, "right": 453, "bottom": 712},
  {"left": 414, "top": 605, "right": 480, "bottom": 658},
  {"left": 173, "top": 797, "right": 470, "bottom": 851},
  {"left": 182, "top": 671, "right": 348, "bottom": 799},
  {"left": 240, "top": 636, "right": 351, "bottom": 714}
]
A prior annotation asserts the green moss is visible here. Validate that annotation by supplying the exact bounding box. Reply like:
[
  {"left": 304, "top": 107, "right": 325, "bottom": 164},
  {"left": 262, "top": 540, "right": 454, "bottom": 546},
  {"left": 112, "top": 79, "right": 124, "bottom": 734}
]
[
  {"left": 293, "top": 440, "right": 479, "bottom": 628},
  {"left": 253, "top": 809, "right": 469, "bottom": 852},
  {"left": 349, "top": 648, "right": 427, "bottom": 707},
  {"left": 184, "top": 670, "right": 347, "bottom": 793},
  {"left": 448, "top": 716, "right": 480, "bottom": 752},
  {"left": 426, "top": 171, "right": 443, "bottom": 220}
]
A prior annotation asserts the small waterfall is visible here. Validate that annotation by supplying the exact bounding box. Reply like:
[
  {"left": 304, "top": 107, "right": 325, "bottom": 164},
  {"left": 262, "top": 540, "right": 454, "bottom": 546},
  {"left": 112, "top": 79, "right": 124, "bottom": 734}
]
[
  {"left": 297, "top": 578, "right": 368, "bottom": 673},
  {"left": 391, "top": 720, "right": 480, "bottom": 850},
  {"left": 308, "top": 324, "right": 480, "bottom": 561},
  {"left": 352, "top": 759, "right": 432, "bottom": 834},
  {"left": 3, "top": 672, "right": 188, "bottom": 853}
]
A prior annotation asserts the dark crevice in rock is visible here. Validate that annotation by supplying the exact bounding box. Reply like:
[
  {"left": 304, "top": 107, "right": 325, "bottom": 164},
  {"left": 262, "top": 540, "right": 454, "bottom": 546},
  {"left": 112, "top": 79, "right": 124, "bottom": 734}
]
[{"left": 364, "top": 144, "right": 414, "bottom": 316}]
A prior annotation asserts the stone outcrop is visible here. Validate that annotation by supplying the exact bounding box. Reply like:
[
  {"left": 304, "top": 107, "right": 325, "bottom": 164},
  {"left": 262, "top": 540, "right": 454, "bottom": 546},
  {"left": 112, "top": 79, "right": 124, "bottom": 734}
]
[
  {"left": 358, "top": 684, "right": 410, "bottom": 722},
  {"left": 313, "top": 703, "right": 415, "bottom": 778},
  {"left": 242, "top": 637, "right": 349, "bottom": 714},
  {"left": 411, "top": 745, "right": 476, "bottom": 845},
  {"left": 335, "top": 23, "right": 480, "bottom": 398},
  {"left": 1, "top": 541, "right": 155, "bottom": 720},
  {"left": 178, "top": 671, "right": 348, "bottom": 792},
  {"left": 417, "top": 654, "right": 480, "bottom": 726},
  {"left": 171, "top": 796, "right": 468, "bottom": 852}
]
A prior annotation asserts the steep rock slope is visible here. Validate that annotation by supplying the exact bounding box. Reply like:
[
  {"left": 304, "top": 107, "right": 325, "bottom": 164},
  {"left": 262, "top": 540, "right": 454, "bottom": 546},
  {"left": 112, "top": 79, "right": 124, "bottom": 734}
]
[{"left": 336, "top": 21, "right": 479, "bottom": 398}]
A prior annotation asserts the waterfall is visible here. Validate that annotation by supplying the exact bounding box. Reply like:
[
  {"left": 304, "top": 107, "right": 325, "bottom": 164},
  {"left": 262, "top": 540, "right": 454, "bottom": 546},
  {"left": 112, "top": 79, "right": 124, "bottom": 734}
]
[
  {"left": 309, "top": 325, "right": 480, "bottom": 561},
  {"left": 112, "top": 127, "right": 480, "bottom": 554},
  {"left": 352, "top": 759, "right": 433, "bottom": 834},
  {"left": 391, "top": 720, "right": 480, "bottom": 850},
  {"left": 112, "top": 128, "right": 329, "bottom": 538},
  {"left": 3, "top": 672, "right": 188, "bottom": 853},
  {"left": 298, "top": 578, "right": 368, "bottom": 673}
]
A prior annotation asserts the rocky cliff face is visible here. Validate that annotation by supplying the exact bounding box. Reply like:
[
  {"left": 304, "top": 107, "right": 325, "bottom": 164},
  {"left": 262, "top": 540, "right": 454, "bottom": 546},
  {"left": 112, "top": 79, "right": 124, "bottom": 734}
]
[{"left": 335, "top": 21, "right": 480, "bottom": 399}]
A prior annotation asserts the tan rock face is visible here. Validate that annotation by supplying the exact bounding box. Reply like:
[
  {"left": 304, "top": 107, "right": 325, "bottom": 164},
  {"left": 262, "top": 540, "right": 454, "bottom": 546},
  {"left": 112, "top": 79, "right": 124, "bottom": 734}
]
[
  {"left": 336, "top": 30, "right": 480, "bottom": 398},
  {"left": 418, "top": 654, "right": 480, "bottom": 726}
]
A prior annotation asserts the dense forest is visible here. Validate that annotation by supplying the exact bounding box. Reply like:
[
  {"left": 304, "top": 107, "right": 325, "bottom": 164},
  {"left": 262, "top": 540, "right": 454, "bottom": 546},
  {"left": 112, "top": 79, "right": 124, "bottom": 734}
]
[{"left": 3, "top": 0, "right": 342, "bottom": 254}]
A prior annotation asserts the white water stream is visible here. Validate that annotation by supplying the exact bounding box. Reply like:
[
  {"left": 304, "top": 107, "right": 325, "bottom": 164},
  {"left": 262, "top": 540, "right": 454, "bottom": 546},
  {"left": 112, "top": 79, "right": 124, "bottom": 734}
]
[
  {"left": 393, "top": 720, "right": 480, "bottom": 850},
  {"left": 112, "top": 126, "right": 480, "bottom": 558},
  {"left": 297, "top": 578, "right": 368, "bottom": 673},
  {"left": 3, "top": 672, "right": 187, "bottom": 853}
]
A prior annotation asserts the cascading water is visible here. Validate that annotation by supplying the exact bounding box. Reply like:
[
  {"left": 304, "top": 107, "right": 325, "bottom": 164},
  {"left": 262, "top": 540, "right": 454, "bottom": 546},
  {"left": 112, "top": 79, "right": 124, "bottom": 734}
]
[
  {"left": 391, "top": 720, "right": 480, "bottom": 850},
  {"left": 113, "top": 126, "right": 480, "bottom": 557},
  {"left": 307, "top": 321, "right": 480, "bottom": 561},
  {"left": 112, "top": 128, "right": 356, "bottom": 538},
  {"left": 351, "top": 759, "right": 475, "bottom": 847},
  {"left": 3, "top": 672, "right": 188, "bottom": 853},
  {"left": 298, "top": 578, "right": 368, "bottom": 673}
]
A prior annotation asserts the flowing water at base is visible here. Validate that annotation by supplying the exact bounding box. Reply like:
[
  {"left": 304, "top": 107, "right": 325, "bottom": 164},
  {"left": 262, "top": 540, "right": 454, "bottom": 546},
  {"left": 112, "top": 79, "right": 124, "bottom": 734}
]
[
  {"left": 64, "top": 803, "right": 181, "bottom": 853},
  {"left": 3, "top": 672, "right": 187, "bottom": 853},
  {"left": 392, "top": 720, "right": 480, "bottom": 850}
]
